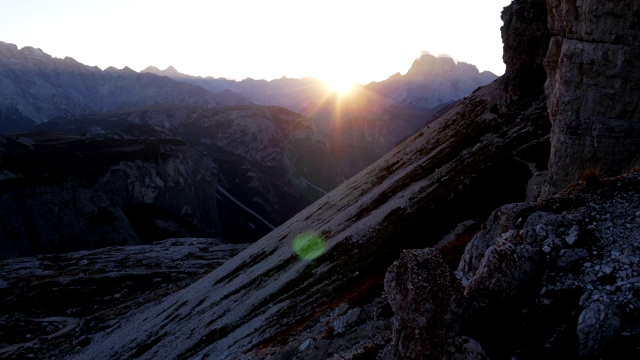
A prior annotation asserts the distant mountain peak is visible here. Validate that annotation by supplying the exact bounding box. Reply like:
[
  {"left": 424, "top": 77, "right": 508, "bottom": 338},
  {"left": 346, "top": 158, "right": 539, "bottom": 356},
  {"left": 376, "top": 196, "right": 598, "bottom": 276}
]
[
  {"left": 406, "top": 54, "right": 469, "bottom": 78},
  {"left": 142, "top": 65, "right": 185, "bottom": 78},
  {"left": 142, "top": 65, "right": 161, "bottom": 73},
  {"left": 163, "top": 65, "right": 180, "bottom": 75}
]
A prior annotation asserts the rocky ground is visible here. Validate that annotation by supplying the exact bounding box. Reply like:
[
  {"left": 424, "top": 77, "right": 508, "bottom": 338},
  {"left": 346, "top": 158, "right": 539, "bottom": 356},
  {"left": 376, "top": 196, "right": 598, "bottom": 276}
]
[
  {"left": 383, "top": 168, "right": 640, "bottom": 359},
  {"left": 0, "top": 238, "right": 248, "bottom": 359}
]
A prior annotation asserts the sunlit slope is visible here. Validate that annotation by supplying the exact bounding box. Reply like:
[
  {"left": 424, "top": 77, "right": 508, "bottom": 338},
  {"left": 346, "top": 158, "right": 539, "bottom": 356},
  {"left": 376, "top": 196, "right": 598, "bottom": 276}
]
[{"left": 74, "top": 75, "right": 550, "bottom": 358}]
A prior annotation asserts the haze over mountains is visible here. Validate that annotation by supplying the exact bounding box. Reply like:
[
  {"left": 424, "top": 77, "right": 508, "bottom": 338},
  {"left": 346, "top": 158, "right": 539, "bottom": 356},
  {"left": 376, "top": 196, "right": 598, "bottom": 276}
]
[{"left": 142, "top": 54, "right": 496, "bottom": 114}]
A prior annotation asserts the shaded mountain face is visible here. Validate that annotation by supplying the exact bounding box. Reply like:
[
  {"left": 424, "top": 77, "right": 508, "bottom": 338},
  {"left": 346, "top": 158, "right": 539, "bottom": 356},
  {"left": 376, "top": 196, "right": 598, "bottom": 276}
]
[
  {"left": 0, "top": 41, "right": 251, "bottom": 133},
  {"left": 0, "top": 129, "right": 221, "bottom": 259},
  {"left": 35, "top": 104, "right": 379, "bottom": 244}
]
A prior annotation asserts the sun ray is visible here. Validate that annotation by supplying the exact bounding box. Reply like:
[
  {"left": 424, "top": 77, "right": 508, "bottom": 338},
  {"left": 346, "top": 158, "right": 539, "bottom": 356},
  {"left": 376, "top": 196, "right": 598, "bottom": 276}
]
[{"left": 322, "top": 76, "right": 355, "bottom": 95}]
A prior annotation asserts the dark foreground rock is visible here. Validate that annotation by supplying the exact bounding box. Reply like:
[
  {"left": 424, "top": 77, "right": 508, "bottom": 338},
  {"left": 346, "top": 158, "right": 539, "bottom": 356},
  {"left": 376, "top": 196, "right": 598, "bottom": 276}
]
[
  {"left": 0, "top": 238, "right": 248, "bottom": 359},
  {"left": 383, "top": 169, "right": 640, "bottom": 359}
]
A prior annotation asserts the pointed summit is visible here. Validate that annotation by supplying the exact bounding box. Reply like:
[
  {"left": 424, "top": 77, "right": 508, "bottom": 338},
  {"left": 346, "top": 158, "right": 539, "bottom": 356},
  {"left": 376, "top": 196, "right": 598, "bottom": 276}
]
[
  {"left": 163, "top": 66, "right": 181, "bottom": 76},
  {"left": 142, "top": 65, "right": 161, "bottom": 74}
]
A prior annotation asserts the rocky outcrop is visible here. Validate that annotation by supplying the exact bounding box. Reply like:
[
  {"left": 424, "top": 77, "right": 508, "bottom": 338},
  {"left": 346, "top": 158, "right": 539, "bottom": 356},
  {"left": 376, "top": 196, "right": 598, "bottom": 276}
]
[
  {"left": 455, "top": 170, "right": 640, "bottom": 359},
  {"left": 383, "top": 248, "right": 468, "bottom": 359},
  {"left": 380, "top": 170, "right": 640, "bottom": 359},
  {"left": 543, "top": 0, "right": 640, "bottom": 194},
  {"left": 0, "top": 41, "right": 251, "bottom": 131},
  {"left": 0, "top": 130, "right": 221, "bottom": 259},
  {"left": 0, "top": 238, "right": 248, "bottom": 359}
]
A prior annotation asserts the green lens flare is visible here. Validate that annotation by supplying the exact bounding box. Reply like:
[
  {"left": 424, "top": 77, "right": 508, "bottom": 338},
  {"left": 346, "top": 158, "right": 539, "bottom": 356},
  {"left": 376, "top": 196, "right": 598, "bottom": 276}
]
[{"left": 293, "top": 232, "right": 325, "bottom": 260}]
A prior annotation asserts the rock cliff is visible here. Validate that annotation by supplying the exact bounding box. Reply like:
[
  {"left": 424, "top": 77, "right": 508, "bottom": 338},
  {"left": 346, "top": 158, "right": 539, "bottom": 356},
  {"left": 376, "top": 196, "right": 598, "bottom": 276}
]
[
  {"left": 543, "top": 0, "right": 640, "bottom": 193},
  {"left": 0, "top": 130, "right": 220, "bottom": 259}
]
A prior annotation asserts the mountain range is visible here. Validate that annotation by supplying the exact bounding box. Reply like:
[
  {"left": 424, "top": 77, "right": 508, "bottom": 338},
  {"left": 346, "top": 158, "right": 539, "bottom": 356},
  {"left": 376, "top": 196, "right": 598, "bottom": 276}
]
[{"left": 0, "top": 41, "right": 251, "bottom": 130}]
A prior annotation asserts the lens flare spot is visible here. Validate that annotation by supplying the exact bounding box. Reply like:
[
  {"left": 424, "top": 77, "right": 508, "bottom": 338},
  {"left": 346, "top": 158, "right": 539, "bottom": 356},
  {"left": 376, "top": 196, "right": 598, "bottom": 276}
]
[{"left": 293, "top": 232, "right": 325, "bottom": 260}]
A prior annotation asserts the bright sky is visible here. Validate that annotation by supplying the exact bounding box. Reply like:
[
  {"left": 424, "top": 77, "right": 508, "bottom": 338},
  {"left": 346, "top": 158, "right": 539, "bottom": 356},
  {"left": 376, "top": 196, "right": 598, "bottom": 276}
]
[{"left": 0, "top": 0, "right": 512, "bottom": 85}]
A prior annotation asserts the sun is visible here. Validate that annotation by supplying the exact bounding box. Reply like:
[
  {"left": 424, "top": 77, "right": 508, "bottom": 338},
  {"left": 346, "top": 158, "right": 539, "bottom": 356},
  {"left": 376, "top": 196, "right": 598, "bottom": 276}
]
[{"left": 323, "top": 77, "right": 355, "bottom": 95}]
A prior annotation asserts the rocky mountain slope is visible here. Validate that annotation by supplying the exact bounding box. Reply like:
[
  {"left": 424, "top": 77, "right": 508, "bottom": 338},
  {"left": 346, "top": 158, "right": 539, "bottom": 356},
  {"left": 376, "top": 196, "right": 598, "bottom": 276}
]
[
  {"left": 60, "top": 0, "right": 554, "bottom": 357},
  {"left": 0, "top": 42, "right": 251, "bottom": 132},
  {"left": 34, "top": 104, "right": 379, "bottom": 243},
  {"left": 51, "top": 0, "right": 638, "bottom": 359}
]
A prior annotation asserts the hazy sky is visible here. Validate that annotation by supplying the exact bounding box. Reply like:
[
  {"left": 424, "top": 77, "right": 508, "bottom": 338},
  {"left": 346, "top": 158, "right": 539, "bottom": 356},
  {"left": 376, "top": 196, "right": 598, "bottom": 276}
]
[{"left": 0, "top": 0, "right": 512, "bottom": 85}]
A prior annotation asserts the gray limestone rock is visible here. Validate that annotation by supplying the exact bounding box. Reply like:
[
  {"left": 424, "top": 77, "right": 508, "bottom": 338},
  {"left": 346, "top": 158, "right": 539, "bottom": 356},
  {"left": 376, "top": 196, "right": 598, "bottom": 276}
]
[
  {"left": 385, "top": 248, "right": 466, "bottom": 359},
  {"left": 576, "top": 300, "right": 622, "bottom": 358},
  {"left": 544, "top": 0, "right": 640, "bottom": 194}
]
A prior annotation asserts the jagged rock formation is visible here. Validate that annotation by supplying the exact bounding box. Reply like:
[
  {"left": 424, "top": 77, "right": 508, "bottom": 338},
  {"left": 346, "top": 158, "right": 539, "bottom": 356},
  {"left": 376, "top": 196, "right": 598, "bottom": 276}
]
[
  {"left": 0, "top": 41, "right": 251, "bottom": 131},
  {"left": 0, "top": 238, "right": 248, "bottom": 359},
  {"left": 543, "top": 0, "right": 640, "bottom": 193},
  {"left": 383, "top": 248, "right": 469, "bottom": 359},
  {"left": 499, "top": 0, "right": 550, "bottom": 108},
  {"left": 0, "top": 130, "right": 220, "bottom": 259}
]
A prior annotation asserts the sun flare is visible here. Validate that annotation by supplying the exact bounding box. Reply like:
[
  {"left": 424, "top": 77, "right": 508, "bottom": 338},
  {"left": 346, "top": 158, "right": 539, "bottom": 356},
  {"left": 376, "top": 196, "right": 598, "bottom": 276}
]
[{"left": 323, "top": 77, "right": 355, "bottom": 95}]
